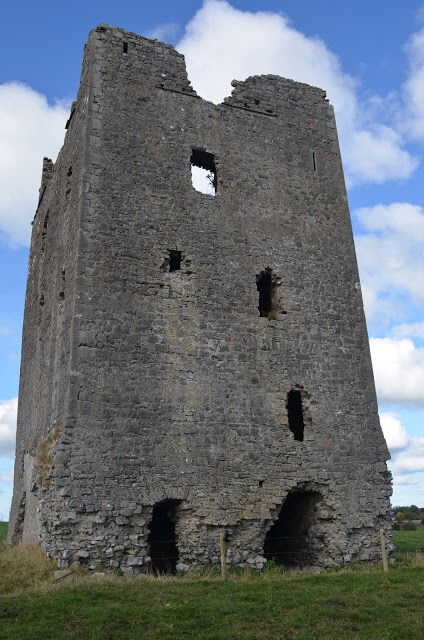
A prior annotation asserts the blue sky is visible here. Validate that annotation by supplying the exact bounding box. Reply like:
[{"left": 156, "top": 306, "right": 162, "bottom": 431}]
[{"left": 1, "top": 0, "right": 424, "bottom": 519}]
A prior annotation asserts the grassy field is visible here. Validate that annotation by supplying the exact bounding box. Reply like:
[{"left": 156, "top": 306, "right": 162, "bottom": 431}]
[
  {"left": 1, "top": 565, "right": 424, "bottom": 639},
  {"left": 0, "top": 520, "right": 7, "bottom": 540},
  {"left": 0, "top": 542, "right": 423, "bottom": 639},
  {"left": 1, "top": 526, "right": 424, "bottom": 639},
  {"left": 392, "top": 527, "right": 424, "bottom": 552}
]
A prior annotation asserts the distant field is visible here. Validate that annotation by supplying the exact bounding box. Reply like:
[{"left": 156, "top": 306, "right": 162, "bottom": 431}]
[
  {"left": 393, "top": 528, "right": 424, "bottom": 552},
  {"left": 0, "top": 521, "right": 7, "bottom": 540}
]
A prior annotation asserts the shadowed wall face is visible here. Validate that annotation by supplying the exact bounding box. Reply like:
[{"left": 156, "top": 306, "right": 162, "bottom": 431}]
[{"left": 8, "top": 24, "right": 392, "bottom": 573}]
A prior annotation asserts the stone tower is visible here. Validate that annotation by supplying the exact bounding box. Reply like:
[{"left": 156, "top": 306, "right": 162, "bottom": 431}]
[{"left": 8, "top": 25, "right": 392, "bottom": 573}]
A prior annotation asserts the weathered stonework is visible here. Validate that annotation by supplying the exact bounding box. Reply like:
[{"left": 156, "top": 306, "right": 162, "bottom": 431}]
[{"left": 9, "top": 25, "right": 392, "bottom": 573}]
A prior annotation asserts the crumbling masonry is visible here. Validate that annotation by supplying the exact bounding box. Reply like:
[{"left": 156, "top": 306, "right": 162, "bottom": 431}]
[{"left": 8, "top": 25, "right": 392, "bottom": 573}]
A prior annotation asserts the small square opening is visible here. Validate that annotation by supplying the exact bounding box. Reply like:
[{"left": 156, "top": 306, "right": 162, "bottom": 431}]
[{"left": 169, "top": 250, "right": 182, "bottom": 272}]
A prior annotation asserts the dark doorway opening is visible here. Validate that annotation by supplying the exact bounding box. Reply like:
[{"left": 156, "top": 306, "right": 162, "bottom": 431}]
[
  {"left": 287, "top": 390, "right": 304, "bottom": 441},
  {"left": 148, "top": 500, "right": 180, "bottom": 574},
  {"left": 264, "top": 491, "right": 320, "bottom": 567}
]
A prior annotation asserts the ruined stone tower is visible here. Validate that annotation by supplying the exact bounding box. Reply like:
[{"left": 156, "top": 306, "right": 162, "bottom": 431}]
[{"left": 9, "top": 25, "right": 392, "bottom": 572}]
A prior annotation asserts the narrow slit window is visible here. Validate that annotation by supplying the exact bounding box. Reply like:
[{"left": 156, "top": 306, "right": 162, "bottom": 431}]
[
  {"left": 41, "top": 212, "right": 49, "bottom": 253},
  {"left": 123, "top": 42, "right": 128, "bottom": 54},
  {"left": 190, "top": 148, "right": 217, "bottom": 196},
  {"left": 256, "top": 268, "right": 276, "bottom": 317},
  {"left": 59, "top": 269, "right": 65, "bottom": 301},
  {"left": 287, "top": 390, "right": 304, "bottom": 442},
  {"left": 312, "top": 152, "right": 317, "bottom": 172}
]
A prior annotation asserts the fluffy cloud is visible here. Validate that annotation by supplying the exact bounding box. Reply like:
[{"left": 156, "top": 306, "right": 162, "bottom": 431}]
[
  {"left": 0, "top": 397, "right": 18, "bottom": 456},
  {"left": 391, "top": 438, "right": 424, "bottom": 474},
  {"left": 0, "top": 469, "right": 13, "bottom": 484},
  {"left": 403, "top": 24, "right": 424, "bottom": 140},
  {"left": 370, "top": 338, "right": 424, "bottom": 405},
  {"left": 0, "top": 82, "right": 68, "bottom": 247},
  {"left": 177, "top": 0, "right": 417, "bottom": 187},
  {"left": 355, "top": 203, "right": 424, "bottom": 324},
  {"left": 343, "top": 127, "right": 417, "bottom": 185},
  {"left": 380, "top": 413, "right": 409, "bottom": 450},
  {"left": 380, "top": 413, "right": 424, "bottom": 491}
]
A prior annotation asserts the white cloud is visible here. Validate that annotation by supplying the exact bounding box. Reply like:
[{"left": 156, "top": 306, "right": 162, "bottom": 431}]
[
  {"left": 0, "top": 82, "right": 68, "bottom": 247},
  {"left": 391, "top": 438, "right": 424, "bottom": 474},
  {"left": 0, "top": 468, "right": 13, "bottom": 484},
  {"left": 146, "top": 22, "right": 180, "bottom": 42},
  {"left": 403, "top": 24, "right": 424, "bottom": 140},
  {"left": 379, "top": 413, "right": 424, "bottom": 491},
  {"left": 356, "top": 202, "right": 424, "bottom": 238},
  {"left": 393, "top": 475, "right": 421, "bottom": 486},
  {"left": 391, "top": 322, "right": 424, "bottom": 340},
  {"left": 344, "top": 127, "right": 417, "bottom": 185},
  {"left": 177, "top": 0, "right": 417, "bottom": 187},
  {"left": 0, "top": 397, "right": 18, "bottom": 456},
  {"left": 380, "top": 413, "right": 409, "bottom": 450},
  {"left": 370, "top": 338, "right": 424, "bottom": 405},
  {"left": 354, "top": 203, "right": 424, "bottom": 324}
]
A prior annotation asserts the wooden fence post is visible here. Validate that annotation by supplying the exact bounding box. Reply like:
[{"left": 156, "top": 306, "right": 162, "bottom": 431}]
[
  {"left": 380, "top": 527, "right": 388, "bottom": 572},
  {"left": 220, "top": 531, "right": 227, "bottom": 580}
]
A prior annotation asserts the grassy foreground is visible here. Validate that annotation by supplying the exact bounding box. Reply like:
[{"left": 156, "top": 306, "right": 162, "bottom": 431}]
[
  {"left": 1, "top": 525, "right": 423, "bottom": 639},
  {"left": 1, "top": 544, "right": 424, "bottom": 640}
]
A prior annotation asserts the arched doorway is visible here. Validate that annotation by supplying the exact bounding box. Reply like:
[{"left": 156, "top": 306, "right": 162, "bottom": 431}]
[
  {"left": 147, "top": 500, "right": 181, "bottom": 574},
  {"left": 264, "top": 490, "right": 321, "bottom": 567}
]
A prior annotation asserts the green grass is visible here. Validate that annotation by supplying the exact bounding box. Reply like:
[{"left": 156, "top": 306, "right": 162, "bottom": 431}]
[
  {"left": 0, "top": 521, "right": 7, "bottom": 540},
  {"left": 0, "top": 565, "right": 424, "bottom": 639},
  {"left": 392, "top": 528, "right": 424, "bottom": 551},
  {"left": 0, "top": 532, "right": 423, "bottom": 639}
]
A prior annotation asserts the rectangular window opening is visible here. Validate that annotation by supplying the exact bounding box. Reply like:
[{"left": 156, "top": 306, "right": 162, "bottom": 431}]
[
  {"left": 169, "top": 250, "right": 182, "bottom": 272},
  {"left": 190, "top": 148, "right": 217, "bottom": 195},
  {"left": 287, "top": 390, "right": 305, "bottom": 442},
  {"left": 256, "top": 268, "right": 279, "bottom": 318},
  {"left": 123, "top": 42, "right": 128, "bottom": 54}
]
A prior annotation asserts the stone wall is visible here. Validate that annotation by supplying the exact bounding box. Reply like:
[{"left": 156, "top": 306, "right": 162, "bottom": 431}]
[{"left": 9, "top": 25, "right": 392, "bottom": 573}]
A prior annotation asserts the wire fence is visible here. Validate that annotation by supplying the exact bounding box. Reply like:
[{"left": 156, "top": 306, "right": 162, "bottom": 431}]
[{"left": 148, "top": 535, "right": 314, "bottom": 568}]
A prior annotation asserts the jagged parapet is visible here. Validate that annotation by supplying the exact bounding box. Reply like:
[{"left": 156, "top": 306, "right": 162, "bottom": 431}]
[{"left": 9, "top": 25, "right": 392, "bottom": 572}]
